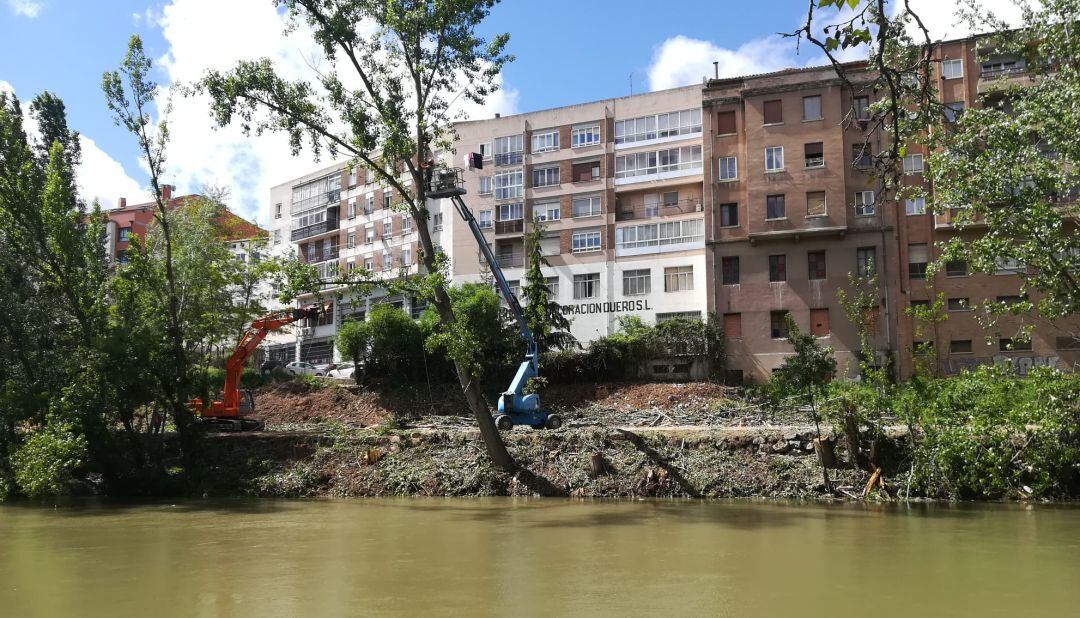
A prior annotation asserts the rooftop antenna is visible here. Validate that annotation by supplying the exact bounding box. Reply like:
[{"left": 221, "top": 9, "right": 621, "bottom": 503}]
[{"left": 629, "top": 72, "right": 634, "bottom": 97}]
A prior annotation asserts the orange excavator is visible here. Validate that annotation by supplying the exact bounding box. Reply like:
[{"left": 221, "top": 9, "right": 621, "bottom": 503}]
[{"left": 189, "top": 305, "right": 321, "bottom": 431}]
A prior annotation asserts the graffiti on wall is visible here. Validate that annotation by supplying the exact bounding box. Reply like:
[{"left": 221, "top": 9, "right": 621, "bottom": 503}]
[{"left": 940, "top": 355, "right": 1060, "bottom": 376}]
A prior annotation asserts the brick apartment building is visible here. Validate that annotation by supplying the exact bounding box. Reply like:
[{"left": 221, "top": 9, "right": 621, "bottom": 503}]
[
  {"left": 105, "top": 184, "right": 267, "bottom": 264},
  {"left": 266, "top": 35, "right": 1078, "bottom": 380}
]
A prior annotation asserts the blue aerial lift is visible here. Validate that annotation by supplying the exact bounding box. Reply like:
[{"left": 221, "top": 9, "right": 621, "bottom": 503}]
[{"left": 427, "top": 165, "right": 562, "bottom": 431}]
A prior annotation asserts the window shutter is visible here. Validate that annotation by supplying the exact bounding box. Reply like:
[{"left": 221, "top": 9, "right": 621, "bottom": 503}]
[
  {"left": 804, "top": 142, "right": 823, "bottom": 158},
  {"left": 763, "top": 100, "right": 783, "bottom": 124},
  {"left": 723, "top": 313, "right": 742, "bottom": 338},
  {"left": 810, "top": 308, "right": 830, "bottom": 336},
  {"left": 717, "top": 110, "right": 736, "bottom": 134},
  {"left": 806, "top": 192, "right": 826, "bottom": 216},
  {"left": 908, "top": 244, "right": 929, "bottom": 263}
]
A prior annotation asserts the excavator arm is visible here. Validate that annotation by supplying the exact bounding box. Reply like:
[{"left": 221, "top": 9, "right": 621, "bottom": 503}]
[{"left": 191, "top": 306, "right": 320, "bottom": 430}]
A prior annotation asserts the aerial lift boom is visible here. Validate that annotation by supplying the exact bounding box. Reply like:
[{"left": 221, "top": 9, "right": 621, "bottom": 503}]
[
  {"left": 427, "top": 167, "right": 561, "bottom": 430},
  {"left": 189, "top": 306, "right": 320, "bottom": 431}
]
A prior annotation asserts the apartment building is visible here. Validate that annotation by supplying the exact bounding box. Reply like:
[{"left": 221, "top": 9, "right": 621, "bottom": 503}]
[
  {"left": 451, "top": 84, "right": 709, "bottom": 339},
  {"left": 266, "top": 35, "right": 1077, "bottom": 378},
  {"left": 705, "top": 42, "right": 1078, "bottom": 383}
]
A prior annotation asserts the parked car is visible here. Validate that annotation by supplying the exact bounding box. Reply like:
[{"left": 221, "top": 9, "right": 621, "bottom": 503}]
[
  {"left": 285, "top": 361, "right": 322, "bottom": 376},
  {"left": 326, "top": 362, "right": 357, "bottom": 380},
  {"left": 260, "top": 360, "right": 285, "bottom": 376},
  {"left": 315, "top": 362, "right": 337, "bottom": 375}
]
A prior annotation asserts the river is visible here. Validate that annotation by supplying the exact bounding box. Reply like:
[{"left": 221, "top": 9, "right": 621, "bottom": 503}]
[{"left": 1, "top": 499, "right": 1077, "bottom": 616}]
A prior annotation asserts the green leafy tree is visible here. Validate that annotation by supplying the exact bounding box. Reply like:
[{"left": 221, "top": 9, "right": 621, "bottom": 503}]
[
  {"left": 521, "top": 223, "right": 575, "bottom": 353},
  {"left": 772, "top": 316, "right": 837, "bottom": 489},
  {"left": 198, "top": 0, "right": 518, "bottom": 469},
  {"left": 335, "top": 318, "right": 371, "bottom": 384},
  {"left": 422, "top": 282, "right": 516, "bottom": 384}
]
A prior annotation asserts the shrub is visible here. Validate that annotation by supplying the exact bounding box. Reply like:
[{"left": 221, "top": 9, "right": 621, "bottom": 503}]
[
  {"left": 11, "top": 419, "right": 88, "bottom": 498},
  {"left": 239, "top": 368, "right": 265, "bottom": 389}
]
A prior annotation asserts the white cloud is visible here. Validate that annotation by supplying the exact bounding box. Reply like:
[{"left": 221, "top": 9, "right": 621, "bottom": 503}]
[
  {"left": 900, "top": 0, "right": 1029, "bottom": 40},
  {"left": 7, "top": 0, "right": 43, "bottom": 18},
  {"left": 152, "top": 0, "right": 519, "bottom": 226},
  {"left": 78, "top": 135, "right": 148, "bottom": 210},
  {"left": 0, "top": 80, "right": 142, "bottom": 209},
  {"left": 647, "top": 35, "right": 801, "bottom": 91}
]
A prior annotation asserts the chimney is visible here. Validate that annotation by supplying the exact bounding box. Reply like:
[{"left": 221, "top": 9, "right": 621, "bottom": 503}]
[
  {"left": 118, "top": 197, "right": 127, "bottom": 208},
  {"left": 162, "top": 184, "right": 175, "bottom": 201},
  {"left": 713, "top": 61, "right": 719, "bottom": 80}
]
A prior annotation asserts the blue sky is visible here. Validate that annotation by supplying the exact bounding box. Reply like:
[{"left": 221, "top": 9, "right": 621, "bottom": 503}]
[{"left": 0, "top": 0, "right": 986, "bottom": 223}]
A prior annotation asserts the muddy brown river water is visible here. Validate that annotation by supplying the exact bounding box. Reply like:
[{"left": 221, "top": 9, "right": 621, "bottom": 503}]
[{"left": 1, "top": 498, "right": 1077, "bottom": 616}]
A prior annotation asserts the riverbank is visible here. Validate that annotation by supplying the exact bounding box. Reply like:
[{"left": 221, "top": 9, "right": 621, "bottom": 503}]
[{"left": 195, "top": 425, "right": 878, "bottom": 500}]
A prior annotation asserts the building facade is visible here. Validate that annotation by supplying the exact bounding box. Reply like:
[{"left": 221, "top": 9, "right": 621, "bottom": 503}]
[{"left": 266, "top": 36, "right": 1079, "bottom": 379}]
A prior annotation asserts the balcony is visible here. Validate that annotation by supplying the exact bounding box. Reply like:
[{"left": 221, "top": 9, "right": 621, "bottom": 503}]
[
  {"left": 495, "top": 219, "right": 524, "bottom": 235},
  {"left": 480, "top": 252, "right": 524, "bottom": 269},
  {"left": 302, "top": 247, "right": 340, "bottom": 263},
  {"left": 292, "top": 189, "right": 341, "bottom": 214},
  {"left": 616, "top": 198, "right": 702, "bottom": 221},
  {"left": 291, "top": 216, "right": 339, "bottom": 241},
  {"left": 494, "top": 151, "right": 524, "bottom": 166},
  {"left": 977, "top": 64, "right": 1036, "bottom": 94}
]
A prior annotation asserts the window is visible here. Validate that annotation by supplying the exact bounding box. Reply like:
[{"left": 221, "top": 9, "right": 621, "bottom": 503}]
[
  {"left": 384, "top": 192, "right": 393, "bottom": 210},
  {"left": 663, "top": 192, "right": 679, "bottom": 207},
  {"left": 908, "top": 244, "right": 928, "bottom": 279},
  {"left": 347, "top": 199, "right": 357, "bottom": 218},
  {"left": 401, "top": 215, "right": 412, "bottom": 233},
  {"left": 433, "top": 212, "right": 443, "bottom": 231},
  {"left": 810, "top": 308, "right": 830, "bottom": 336},
  {"left": 944, "top": 102, "right": 965, "bottom": 123},
  {"left": 802, "top": 95, "right": 822, "bottom": 121},
  {"left": 572, "top": 160, "right": 601, "bottom": 182},
  {"left": 769, "top": 254, "right": 787, "bottom": 282},
  {"left": 723, "top": 313, "right": 742, "bottom": 338},
  {"left": 573, "top": 273, "right": 600, "bottom": 299},
  {"left": 363, "top": 257, "right": 373, "bottom": 271},
  {"left": 401, "top": 247, "right": 412, "bottom": 266},
  {"left": 478, "top": 176, "right": 493, "bottom": 195},
  {"left": 903, "top": 154, "right": 924, "bottom": 174},
  {"left": 365, "top": 226, "right": 375, "bottom": 243},
  {"left": 479, "top": 210, "right": 493, "bottom": 228},
  {"left": 945, "top": 260, "right": 968, "bottom": 277},
  {"left": 717, "top": 156, "right": 737, "bottom": 181},
  {"left": 532, "top": 166, "right": 559, "bottom": 187},
  {"left": 347, "top": 231, "right": 356, "bottom": 248},
  {"left": 664, "top": 266, "right": 694, "bottom": 292},
  {"left": 572, "top": 231, "right": 602, "bottom": 253},
  {"left": 807, "top": 251, "right": 827, "bottom": 280},
  {"left": 494, "top": 169, "right": 523, "bottom": 200},
  {"left": 545, "top": 276, "right": 560, "bottom": 299},
  {"left": 947, "top": 297, "right": 971, "bottom": 312},
  {"left": 995, "top": 257, "right": 1026, "bottom": 275},
  {"left": 533, "top": 201, "right": 560, "bottom": 222},
  {"left": 763, "top": 99, "right": 783, "bottom": 124},
  {"left": 771, "top": 310, "right": 791, "bottom": 339},
  {"left": 997, "top": 295, "right": 1027, "bottom": 304},
  {"left": 615, "top": 109, "right": 702, "bottom": 144},
  {"left": 275, "top": 203, "right": 282, "bottom": 219},
  {"left": 804, "top": 142, "right": 824, "bottom": 168},
  {"left": 722, "top": 256, "right": 740, "bottom": 285},
  {"left": 382, "top": 252, "right": 392, "bottom": 271},
  {"left": 532, "top": 130, "right": 559, "bottom": 153},
  {"left": 765, "top": 146, "right": 784, "bottom": 172},
  {"left": 571, "top": 124, "right": 600, "bottom": 148},
  {"left": 766, "top": 194, "right": 786, "bottom": 220},
  {"left": 572, "top": 195, "right": 602, "bottom": 218},
  {"left": 118, "top": 227, "right": 132, "bottom": 242},
  {"left": 905, "top": 196, "right": 926, "bottom": 215},
  {"left": 855, "top": 191, "right": 875, "bottom": 216},
  {"left": 478, "top": 142, "right": 492, "bottom": 161},
  {"left": 273, "top": 229, "right": 281, "bottom": 244},
  {"left": 999, "top": 338, "right": 1033, "bottom": 352},
  {"left": 806, "top": 191, "right": 827, "bottom": 217},
  {"left": 382, "top": 217, "right": 393, "bottom": 237},
  {"left": 719, "top": 203, "right": 738, "bottom": 227},
  {"left": 853, "top": 96, "right": 870, "bottom": 120},
  {"left": 717, "top": 110, "right": 736, "bottom": 135},
  {"left": 942, "top": 58, "right": 964, "bottom": 80},
  {"left": 494, "top": 134, "right": 524, "bottom": 165},
  {"left": 950, "top": 339, "right": 973, "bottom": 354},
  {"left": 615, "top": 146, "right": 702, "bottom": 179},
  {"left": 1056, "top": 337, "right": 1080, "bottom": 351},
  {"left": 852, "top": 144, "right": 872, "bottom": 169},
  {"left": 657, "top": 311, "right": 702, "bottom": 323},
  {"left": 615, "top": 219, "right": 704, "bottom": 250},
  {"left": 365, "top": 196, "right": 374, "bottom": 215},
  {"left": 623, "top": 269, "right": 651, "bottom": 296},
  {"left": 857, "top": 247, "right": 877, "bottom": 277},
  {"left": 497, "top": 203, "right": 523, "bottom": 223}
]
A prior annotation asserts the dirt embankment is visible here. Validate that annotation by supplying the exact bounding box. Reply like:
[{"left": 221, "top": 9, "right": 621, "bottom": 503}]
[
  {"left": 198, "top": 425, "right": 870, "bottom": 501},
  {"left": 248, "top": 380, "right": 783, "bottom": 430}
]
